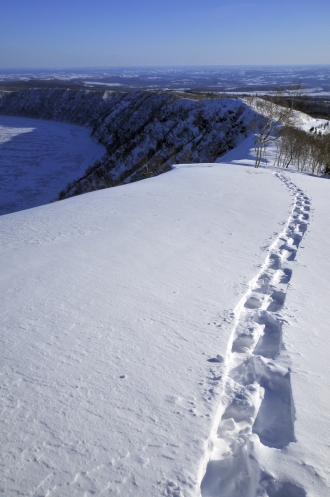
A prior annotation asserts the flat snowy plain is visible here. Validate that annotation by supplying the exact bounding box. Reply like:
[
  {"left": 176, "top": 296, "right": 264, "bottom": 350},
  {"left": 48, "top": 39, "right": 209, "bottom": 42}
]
[
  {"left": 0, "top": 124, "right": 329, "bottom": 496},
  {"left": 0, "top": 115, "right": 105, "bottom": 215}
]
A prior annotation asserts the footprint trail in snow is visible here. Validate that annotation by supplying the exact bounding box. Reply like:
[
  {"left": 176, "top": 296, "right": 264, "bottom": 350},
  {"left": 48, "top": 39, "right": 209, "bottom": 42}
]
[{"left": 200, "top": 173, "right": 310, "bottom": 497}]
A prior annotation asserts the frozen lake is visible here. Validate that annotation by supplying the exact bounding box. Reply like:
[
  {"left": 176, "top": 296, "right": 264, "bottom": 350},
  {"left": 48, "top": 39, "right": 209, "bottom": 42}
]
[{"left": 0, "top": 116, "right": 105, "bottom": 215}]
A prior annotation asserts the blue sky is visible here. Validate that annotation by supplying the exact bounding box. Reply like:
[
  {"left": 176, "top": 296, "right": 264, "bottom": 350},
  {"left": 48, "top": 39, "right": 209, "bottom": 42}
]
[{"left": 1, "top": 0, "right": 329, "bottom": 68}]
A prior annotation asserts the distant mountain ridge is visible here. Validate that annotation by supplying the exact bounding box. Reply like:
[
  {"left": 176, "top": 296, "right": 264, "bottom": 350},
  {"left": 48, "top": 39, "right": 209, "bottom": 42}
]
[{"left": 0, "top": 89, "right": 255, "bottom": 199}]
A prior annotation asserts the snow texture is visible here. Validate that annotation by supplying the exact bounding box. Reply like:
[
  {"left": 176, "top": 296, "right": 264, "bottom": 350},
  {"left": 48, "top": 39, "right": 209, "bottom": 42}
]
[
  {"left": 0, "top": 103, "right": 329, "bottom": 497},
  {"left": 201, "top": 172, "right": 312, "bottom": 497},
  {"left": 0, "top": 115, "right": 105, "bottom": 215}
]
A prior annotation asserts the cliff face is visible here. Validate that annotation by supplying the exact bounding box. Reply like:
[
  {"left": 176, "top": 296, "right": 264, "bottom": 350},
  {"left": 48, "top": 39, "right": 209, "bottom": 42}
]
[{"left": 0, "top": 89, "right": 255, "bottom": 199}]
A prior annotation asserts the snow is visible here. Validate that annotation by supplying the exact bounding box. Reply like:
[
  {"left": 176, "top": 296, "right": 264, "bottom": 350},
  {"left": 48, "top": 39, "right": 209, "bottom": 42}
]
[
  {"left": 273, "top": 171, "right": 330, "bottom": 497},
  {"left": 84, "top": 81, "right": 122, "bottom": 86},
  {"left": 204, "top": 141, "right": 330, "bottom": 497},
  {"left": 300, "top": 118, "right": 330, "bottom": 134},
  {"left": 0, "top": 115, "right": 106, "bottom": 215},
  {"left": 0, "top": 116, "right": 330, "bottom": 496}
]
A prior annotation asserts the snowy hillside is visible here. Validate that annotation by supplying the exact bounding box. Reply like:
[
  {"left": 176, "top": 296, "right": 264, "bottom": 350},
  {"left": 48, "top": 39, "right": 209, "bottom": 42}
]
[
  {"left": 1, "top": 127, "right": 329, "bottom": 496},
  {"left": 0, "top": 90, "right": 255, "bottom": 200}
]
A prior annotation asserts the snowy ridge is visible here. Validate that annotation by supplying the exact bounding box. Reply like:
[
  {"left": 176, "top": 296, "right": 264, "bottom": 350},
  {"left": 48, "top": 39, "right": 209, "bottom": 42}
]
[{"left": 200, "top": 173, "right": 310, "bottom": 497}]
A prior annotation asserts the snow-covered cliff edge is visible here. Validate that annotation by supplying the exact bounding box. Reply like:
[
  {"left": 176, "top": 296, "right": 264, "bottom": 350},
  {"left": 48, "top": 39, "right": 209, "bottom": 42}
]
[{"left": 0, "top": 89, "right": 255, "bottom": 199}]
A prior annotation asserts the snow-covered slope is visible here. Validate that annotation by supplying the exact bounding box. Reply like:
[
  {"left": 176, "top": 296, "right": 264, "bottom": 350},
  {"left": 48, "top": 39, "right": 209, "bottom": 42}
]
[
  {"left": 275, "top": 171, "right": 330, "bottom": 497},
  {"left": 1, "top": 131, "right": 329, "bottom": 496}
]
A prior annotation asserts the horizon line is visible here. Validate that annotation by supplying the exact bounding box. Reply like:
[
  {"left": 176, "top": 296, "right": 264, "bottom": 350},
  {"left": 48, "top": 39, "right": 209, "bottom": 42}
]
[{"left": 1, "top": 64, "right": 330, "bottom": 71}]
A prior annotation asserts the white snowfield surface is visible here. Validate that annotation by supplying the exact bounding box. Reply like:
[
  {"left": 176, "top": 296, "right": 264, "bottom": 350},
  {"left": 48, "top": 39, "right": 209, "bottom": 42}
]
[
  {"left": 0, "top": 115, "right": 106, "bottom": 215},
  {"left": 0, "top": 132, "right": 330, "bottom": 496}
]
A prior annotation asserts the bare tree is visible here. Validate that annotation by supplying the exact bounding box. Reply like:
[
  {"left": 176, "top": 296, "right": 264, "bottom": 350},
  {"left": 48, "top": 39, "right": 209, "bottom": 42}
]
[{"left": 249, "top": 84, "right": 305, "bottom": 168}]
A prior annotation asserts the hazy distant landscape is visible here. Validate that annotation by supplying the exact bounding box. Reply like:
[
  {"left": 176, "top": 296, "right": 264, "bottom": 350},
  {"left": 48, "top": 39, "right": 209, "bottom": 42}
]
[
  {"left": 0, "top": 65, "right": 329, "bottom": 93},
  {"left": 2, "top": 66, "right": 329, "bottom": 119}
]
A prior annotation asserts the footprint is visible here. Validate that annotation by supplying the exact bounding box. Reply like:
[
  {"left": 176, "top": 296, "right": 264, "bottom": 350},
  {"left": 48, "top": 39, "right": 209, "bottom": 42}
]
[
  {"left": 298, "top": 223, "right": 307, "bottom": 233},
  {"left": 200, "top": 174, "right": 308, "bottom": 497},
  {"left": 272, "top": 268, "right": 292, "bottom": 285},
  {"left": 252, "top": 374, "right": 295, "bottom": 449},
  {"left": 268, "top": 253, "right": 281, "bottom": 270},
  {"left": 244, "top": 294, "right": 263, "bottom": 309},
  {"left": 220, "top": 384, "right": 260, "bottom": 425},
  {"left": 267, "top": 290, "right": 286, "bottom": 312},
  {"left": 280, "top": 247, "right": 296, "bottom": 262},
  {"left": 288, "top": 233, "right": 302, "bottom": 248},
  {"left": 232, "top": 322, "right": 263, "bottom": 354},
  {"left": 255, "top": 272, "right": 272, "bottom": 293},
  {"left": 253, "top": 321, "right": 282, "bottom": 359}
]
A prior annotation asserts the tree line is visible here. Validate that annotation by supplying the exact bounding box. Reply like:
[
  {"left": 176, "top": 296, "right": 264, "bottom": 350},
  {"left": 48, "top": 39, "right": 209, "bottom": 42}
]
[
  {"left": 276, "top": 125, "right": 330, "bottom": 175},
  {"left": 248, "top": 86, "right": 330, "bottom": 175}
]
